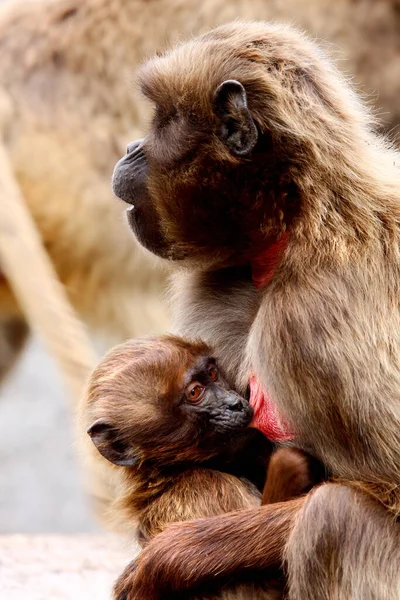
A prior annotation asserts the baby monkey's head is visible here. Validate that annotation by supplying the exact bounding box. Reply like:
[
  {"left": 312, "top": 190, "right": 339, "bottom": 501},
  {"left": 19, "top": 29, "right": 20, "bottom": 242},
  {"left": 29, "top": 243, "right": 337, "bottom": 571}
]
[{"left": 85, "top": 335, "right": 253, "bottom": 467}]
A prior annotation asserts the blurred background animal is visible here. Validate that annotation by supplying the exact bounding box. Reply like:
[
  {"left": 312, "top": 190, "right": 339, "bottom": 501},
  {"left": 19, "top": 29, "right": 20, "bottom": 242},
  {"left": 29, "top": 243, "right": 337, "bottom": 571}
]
[{"left": 0, "top": 0, "right": 400, "bottom": 385}]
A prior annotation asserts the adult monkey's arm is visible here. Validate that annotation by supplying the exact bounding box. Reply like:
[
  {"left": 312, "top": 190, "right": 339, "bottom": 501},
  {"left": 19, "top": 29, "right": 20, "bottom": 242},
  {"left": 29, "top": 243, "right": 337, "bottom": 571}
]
[{"left": 114, "top": 496, "right": 305, "bottom": 600}]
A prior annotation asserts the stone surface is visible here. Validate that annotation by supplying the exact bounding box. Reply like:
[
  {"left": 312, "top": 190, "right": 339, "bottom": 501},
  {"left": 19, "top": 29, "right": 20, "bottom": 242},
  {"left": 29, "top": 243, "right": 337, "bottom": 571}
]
[{"left": 0, "top": 534, "right": 137, "bottom": 600}]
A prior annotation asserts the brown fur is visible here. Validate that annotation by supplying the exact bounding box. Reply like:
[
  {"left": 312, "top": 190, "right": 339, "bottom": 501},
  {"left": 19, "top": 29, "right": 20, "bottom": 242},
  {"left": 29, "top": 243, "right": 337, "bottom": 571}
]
[
  {"left": 83, "top": 336, "right": 322, "bottom": 599},
  {"left": 1, "top": 0, "right": 400, "bottom": 382},
  {"left": 114, "top": 468, "right": 287, "bottom": 600},
  {"left": 111, "top": 21, "right": 400, "bottom": 599},
  {"left": 261, "top": 448, "right": 320, "bottom": 506},
  {"left": 84, "top": 335, "right": 312, "bottom": 599},
  {"left": 116, "top": 497, "right": 304, "bottom": 600}
]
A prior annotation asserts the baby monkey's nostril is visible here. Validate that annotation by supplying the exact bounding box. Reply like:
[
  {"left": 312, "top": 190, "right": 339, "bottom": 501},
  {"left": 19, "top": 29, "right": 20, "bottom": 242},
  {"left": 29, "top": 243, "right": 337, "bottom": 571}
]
[{"left": 228, "top": 399, "right": 244, "bottom": 412}]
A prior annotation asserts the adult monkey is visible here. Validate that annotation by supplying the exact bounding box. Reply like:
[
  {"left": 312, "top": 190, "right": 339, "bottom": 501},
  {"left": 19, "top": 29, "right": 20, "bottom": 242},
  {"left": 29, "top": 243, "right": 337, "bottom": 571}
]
[
  {"left": 1, "top": 0, "right": 400, "bottom": 386},
  {"left": 112, "top": 21, "right": 400, "bottom": 600}
]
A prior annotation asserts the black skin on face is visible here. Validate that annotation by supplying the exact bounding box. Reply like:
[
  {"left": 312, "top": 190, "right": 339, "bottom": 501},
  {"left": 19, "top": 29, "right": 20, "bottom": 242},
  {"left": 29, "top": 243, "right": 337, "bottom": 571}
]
[
  {"left": 112, "top": 138, "right": 170, "bottom": 258},
  {"left": 181, "top": 357, "right": 253, "bottom": 438}
]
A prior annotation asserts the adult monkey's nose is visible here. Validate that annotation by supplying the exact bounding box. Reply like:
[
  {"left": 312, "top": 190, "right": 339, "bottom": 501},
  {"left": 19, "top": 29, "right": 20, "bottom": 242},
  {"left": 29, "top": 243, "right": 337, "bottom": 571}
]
[{"left": 126, "top": 138, "right": 145, "bottom": 155}]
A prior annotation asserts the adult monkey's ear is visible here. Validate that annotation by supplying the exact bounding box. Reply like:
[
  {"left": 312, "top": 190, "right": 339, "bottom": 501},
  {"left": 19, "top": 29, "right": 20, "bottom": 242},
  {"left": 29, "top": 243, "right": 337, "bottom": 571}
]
[
  {"left": 87, "top": 419, "right": 141, "bottom": 467},
  {"left": 214, "top": 79, "right": 258, "bottom": 157}
]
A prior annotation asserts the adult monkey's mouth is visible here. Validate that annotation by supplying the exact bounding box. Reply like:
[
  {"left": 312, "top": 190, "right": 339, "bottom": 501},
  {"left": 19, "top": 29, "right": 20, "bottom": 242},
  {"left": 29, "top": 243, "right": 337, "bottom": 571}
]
[{"left": 112, "top": 142, "right": 172, "bottom": 259}]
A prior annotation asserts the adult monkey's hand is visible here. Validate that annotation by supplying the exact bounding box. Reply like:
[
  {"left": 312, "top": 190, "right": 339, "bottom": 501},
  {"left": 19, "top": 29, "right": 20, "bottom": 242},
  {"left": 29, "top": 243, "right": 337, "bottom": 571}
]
[{"left": 113, "top": 499, "right": 304, "bottom": 600}]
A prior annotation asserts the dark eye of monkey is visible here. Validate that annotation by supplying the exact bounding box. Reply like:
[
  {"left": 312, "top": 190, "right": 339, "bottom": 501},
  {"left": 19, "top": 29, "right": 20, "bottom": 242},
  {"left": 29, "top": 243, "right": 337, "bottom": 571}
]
[
  {"left": 208, "top": 365, "right": 218, "bottom": 382},
  {"left": 185, "top": 382, "right": 205, "bottom": 403}
]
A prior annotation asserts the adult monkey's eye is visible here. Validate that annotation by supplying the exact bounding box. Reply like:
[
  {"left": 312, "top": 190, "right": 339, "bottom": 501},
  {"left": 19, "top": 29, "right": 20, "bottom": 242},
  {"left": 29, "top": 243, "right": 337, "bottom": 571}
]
[
  {"left": 208, "top": 365, "right": 218, "bottom": 382},
  {"left": 186, "top": 382, "right": 205, "bottom": 403}
]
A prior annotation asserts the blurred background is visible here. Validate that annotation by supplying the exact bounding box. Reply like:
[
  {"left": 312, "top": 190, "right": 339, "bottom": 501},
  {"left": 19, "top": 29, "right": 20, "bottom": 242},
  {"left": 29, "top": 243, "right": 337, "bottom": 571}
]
[
  {"left": 0, "top": 0, "right": 399, "bottom": 536},
  {"left": 0, "top": 336, "right": 98, "bottom": 532}
]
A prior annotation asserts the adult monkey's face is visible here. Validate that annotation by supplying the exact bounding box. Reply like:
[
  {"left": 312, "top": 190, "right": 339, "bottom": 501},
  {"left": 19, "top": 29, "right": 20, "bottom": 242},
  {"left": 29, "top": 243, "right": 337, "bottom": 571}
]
[
  {"left": 112, "top": 71, "right": 258, "bottom": 264},
  {"left": 112, "top": 22, "right": 346, "bottom": 266}
]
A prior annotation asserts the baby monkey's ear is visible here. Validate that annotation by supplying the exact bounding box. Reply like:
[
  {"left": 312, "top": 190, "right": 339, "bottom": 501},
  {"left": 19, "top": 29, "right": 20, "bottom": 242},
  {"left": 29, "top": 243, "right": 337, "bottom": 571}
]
[{"left": 87, "top": 418, "right": 141, "bottom": 467}]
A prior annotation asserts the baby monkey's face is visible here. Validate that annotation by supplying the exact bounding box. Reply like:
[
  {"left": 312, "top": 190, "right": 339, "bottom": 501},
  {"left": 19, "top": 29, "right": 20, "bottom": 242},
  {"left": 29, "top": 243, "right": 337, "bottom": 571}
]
[
  {"left": 174, "top": 353, "right": 252, "bottom": 438},
  {"left": 86, "top": 336, "right": 253, "bottom": 467}
]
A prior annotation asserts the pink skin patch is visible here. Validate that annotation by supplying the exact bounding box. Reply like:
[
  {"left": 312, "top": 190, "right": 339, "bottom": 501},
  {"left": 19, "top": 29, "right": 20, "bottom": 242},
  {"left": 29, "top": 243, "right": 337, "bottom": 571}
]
[
  {"left": 249, "top": 375, "right": 294, "bottom": 442},
  {"left": 249, "top": 233, "right": 293, "bottom": 441}
]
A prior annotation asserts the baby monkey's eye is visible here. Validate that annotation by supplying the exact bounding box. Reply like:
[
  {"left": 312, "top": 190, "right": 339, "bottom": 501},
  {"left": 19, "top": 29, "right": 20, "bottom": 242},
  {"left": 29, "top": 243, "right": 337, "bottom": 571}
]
[
  {"left": 208, "top": 365, "right": 218, "bottom": 382},
  {"left": 186, "top": 382, "right": 205, "bottom": 403}
]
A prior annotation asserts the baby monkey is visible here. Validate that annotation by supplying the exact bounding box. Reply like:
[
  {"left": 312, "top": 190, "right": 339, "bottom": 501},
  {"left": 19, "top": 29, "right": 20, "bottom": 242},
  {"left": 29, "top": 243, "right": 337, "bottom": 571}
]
[{"left": 84, "top": 335, "right": 319, "bottom": 599}]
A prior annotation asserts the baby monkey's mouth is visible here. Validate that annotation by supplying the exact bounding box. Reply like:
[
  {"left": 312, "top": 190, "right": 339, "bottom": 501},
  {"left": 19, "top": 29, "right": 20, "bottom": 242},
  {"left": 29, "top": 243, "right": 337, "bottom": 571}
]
[{"left": 209, "top": 401, "right": 254, "bottom": 435}]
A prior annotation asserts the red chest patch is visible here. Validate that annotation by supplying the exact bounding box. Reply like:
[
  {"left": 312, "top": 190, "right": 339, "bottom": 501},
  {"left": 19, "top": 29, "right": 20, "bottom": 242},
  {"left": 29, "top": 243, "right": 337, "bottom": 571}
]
[
  {"left": 248, "top": 233, "right": 294, "bottom": 441},
  {"left": 249, "top": 375, "right": 294, "bottom": 442},
  {"left": 251, "top": 231, "right": 289, "bottom": 289}
]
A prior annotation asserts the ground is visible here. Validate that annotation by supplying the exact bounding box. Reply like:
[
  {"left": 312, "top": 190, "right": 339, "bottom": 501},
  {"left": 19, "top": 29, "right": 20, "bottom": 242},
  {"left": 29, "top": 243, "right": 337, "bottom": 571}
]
[{"left": 0, "top": 534, "right": 134, "bottom": 600}]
